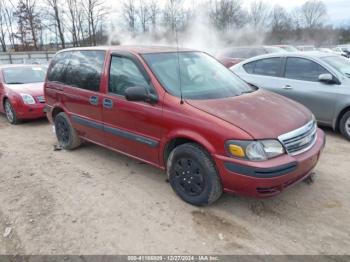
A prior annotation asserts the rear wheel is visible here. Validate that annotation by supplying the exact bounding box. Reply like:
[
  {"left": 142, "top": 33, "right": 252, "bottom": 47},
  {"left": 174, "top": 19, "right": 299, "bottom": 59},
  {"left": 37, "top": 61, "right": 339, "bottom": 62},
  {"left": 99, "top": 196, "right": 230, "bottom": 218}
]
[
  {"left": 4, "top": 99, "right": 19, "bottom": 124},
  {"left": 167, "top": 143, "right": 222, "bottom": 206},
  {"left": 54, "top": 112, "right": 81, "bottom": 150},
  {"left": 340, "top": 111, "right": 350, "bottom": 141}
]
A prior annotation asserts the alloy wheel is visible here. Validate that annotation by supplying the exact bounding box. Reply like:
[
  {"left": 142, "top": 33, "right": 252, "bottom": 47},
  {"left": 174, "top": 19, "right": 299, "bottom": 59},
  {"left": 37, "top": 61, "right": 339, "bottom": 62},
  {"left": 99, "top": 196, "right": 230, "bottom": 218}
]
[
  {"left": 346, "top": 117, "right": 350, "bottom": 136},
  {"left": 4, "top": 101, "right": 14, "bottom": 123}
]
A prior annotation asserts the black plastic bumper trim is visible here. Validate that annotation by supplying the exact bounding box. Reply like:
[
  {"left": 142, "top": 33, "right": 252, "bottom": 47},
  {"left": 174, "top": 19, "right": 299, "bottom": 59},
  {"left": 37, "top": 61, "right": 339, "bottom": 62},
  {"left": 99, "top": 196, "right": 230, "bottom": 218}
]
[{"left": 224, "top": 161, "right": 297, "bottom": 178}]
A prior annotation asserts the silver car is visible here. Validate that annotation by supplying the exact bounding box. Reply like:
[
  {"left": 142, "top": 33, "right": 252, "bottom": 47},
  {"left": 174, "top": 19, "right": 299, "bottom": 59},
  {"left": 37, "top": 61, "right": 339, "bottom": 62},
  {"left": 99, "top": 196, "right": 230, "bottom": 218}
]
[{"left": 231, "top": 51, "right": 350, "bottom": 140}]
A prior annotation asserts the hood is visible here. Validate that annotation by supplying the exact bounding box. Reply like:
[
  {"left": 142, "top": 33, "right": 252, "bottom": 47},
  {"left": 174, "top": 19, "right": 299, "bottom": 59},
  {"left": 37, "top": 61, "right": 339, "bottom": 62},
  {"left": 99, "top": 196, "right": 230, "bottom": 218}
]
[
  {"left": 186, "top": 89, "right": 312, "bottom": 139},
  {"left": 5, "top": 82, "right": 44, "bottom": 97}
]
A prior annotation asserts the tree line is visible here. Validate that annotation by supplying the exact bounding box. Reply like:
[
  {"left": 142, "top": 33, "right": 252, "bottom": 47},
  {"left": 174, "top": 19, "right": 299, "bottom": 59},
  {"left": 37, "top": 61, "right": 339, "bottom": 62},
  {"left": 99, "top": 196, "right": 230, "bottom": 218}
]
[{"left": 0, "top": 0, "right": 349, "bottom": 52}]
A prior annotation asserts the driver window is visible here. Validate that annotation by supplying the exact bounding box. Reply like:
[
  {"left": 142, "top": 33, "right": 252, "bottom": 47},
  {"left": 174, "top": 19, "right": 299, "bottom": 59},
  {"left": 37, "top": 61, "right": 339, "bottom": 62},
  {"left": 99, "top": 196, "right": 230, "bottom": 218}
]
[
  {"left": 109, "top": 56, "right": 151, "bottom": 96},
  {"left": 285, "top": 57, "right": 330, "bottom": 82}
]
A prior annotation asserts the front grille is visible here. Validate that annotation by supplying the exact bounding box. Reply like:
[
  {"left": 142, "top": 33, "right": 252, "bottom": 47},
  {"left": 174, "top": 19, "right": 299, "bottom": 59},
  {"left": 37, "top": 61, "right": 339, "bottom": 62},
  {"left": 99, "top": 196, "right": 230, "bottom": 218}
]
[
  {"left": 278, "top": 119, "right": 317, "bottom": 156},
  {"left": 37, "top": 96, "right": 45, "bottom": 103}
]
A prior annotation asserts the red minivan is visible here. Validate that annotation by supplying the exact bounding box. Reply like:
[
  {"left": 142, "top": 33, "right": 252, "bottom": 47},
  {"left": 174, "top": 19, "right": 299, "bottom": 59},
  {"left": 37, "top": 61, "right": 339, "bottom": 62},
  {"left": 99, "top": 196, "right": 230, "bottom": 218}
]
[{"left": 44, "top": 46, "right": 325, "bottom": 206}]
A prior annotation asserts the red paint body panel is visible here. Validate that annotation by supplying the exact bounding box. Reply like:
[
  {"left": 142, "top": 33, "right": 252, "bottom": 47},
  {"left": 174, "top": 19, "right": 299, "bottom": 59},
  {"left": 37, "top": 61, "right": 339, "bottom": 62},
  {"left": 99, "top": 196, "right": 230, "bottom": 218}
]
[
  {"left": 215, "top": 129, "right": 325, "bottom": 197},
  {"left": 44, "top": 46, "right": 325, "bottom": 198},
  {"left": 218, "top": 57, "right": 244, "bottom": 68},
  {"left": 0, "top": 66, "right": 45, "bottom": 120},
  {"left": 187, "top": 90, "right": 312, "bottom": 139}
]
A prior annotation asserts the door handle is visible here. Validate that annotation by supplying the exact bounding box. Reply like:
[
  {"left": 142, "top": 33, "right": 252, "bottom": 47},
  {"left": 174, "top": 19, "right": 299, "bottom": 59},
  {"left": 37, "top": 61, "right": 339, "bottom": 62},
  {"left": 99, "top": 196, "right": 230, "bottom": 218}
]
[
  {"left": 282, "top": 85, "right": 292, "bottom": 90},
  {"left": 103, "top": 98, "right": 113, "bottom": 109},
  {"left": 89, "top": 95, "right": 99, "bottom": 105}
]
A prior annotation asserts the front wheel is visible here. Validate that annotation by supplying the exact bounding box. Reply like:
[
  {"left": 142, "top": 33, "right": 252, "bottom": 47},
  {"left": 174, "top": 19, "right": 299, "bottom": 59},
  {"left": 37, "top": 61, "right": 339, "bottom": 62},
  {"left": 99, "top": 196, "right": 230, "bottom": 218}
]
[
  {"left": 340, "top": 111, "right": 350, "bottom": 141},
  {"left": 167, "top": 143, "right": 223, "bottom": 206},
  {"left": 54, "top": 112, "right": 82, "bottom": 150},
  {"left": 4, "top": 99, "right": 19, "bottom": 124}
]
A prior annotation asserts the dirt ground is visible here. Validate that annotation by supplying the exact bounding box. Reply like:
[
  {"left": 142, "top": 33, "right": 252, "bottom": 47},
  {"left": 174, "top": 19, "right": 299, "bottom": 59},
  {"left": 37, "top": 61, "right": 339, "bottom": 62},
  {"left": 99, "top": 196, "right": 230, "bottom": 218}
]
[{"left": 0, "top": 114, "right": 349, "bottom": 255}]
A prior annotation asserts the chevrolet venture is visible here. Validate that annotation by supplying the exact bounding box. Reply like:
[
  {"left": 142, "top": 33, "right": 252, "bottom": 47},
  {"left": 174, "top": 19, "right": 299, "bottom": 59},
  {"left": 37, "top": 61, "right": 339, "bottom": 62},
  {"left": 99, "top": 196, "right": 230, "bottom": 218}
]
[{"left": 44, "top": 46, "right": 325, "bottom": 206}]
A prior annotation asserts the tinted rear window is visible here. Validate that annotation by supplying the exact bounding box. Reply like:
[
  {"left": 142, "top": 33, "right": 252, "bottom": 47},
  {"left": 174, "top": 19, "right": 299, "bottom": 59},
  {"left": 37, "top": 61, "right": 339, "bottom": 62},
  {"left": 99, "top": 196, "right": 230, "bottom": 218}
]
[
  {"left": 47, "top": 50, "right": 105, "bottom": 92},
  {"left": 65, "top": 51, "right": 106, "bottom": 91},
  {"left": 47, "top": 51, "right": 71, "bottom": 83},
  {"left": 243, "top": 58, "right": 281, "bottom": 77}
]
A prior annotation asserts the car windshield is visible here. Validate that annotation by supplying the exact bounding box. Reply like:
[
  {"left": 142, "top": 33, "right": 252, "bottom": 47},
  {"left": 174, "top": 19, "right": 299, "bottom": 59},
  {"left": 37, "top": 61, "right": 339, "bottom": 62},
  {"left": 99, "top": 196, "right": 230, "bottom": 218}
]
[
  {"left": 142, "top": 52, "right": 255, "bottom": 100},
  {"left": 322, "top": 56, "right": 350, "bottom": 78},
  {"left": 3, "top": 66, "right": 46, "bottom": 84}
]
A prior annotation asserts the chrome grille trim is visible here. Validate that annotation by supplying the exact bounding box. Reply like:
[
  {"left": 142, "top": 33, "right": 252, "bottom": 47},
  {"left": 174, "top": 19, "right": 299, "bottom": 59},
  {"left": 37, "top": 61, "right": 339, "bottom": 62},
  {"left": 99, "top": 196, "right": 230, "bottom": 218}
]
[
  {"left": 37, "top": 96, "right": 45, "bottom": 103},
  {"left": 278, "top": 120, "right": 317, "bottom": 156}
]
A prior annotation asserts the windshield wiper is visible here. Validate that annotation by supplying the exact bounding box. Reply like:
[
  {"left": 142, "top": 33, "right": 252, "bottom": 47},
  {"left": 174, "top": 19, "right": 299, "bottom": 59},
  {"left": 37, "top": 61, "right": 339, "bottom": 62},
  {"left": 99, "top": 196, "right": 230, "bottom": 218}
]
[
  {"left": 6, "top": 82, "right": 25, "bottom": 84},
  {"left": 240, "top": 90, "right": 255, "bottom": 95}
]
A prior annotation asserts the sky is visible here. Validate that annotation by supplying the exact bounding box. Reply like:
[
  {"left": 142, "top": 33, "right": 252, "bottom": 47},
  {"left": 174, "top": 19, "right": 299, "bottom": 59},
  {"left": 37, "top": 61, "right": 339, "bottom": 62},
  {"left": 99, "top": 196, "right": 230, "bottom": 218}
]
[
  {"left": 178, "top": 0, "right": 350, "bottom": 26},
  {"left": 240, "top": 0, "right": 349, "bottom": 26}
]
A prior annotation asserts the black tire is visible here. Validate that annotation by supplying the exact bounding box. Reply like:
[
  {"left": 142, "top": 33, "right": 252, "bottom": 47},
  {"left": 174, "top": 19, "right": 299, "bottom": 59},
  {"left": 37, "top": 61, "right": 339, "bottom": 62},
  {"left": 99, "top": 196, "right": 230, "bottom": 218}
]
[
  {"left": 167, "top": 143, "right": 223, "bottom": 206},
  {"left": 340, "top": 111, "right": 350, "bottom": 141},
  {"left": 4, "top": 99, "right": 19, "bottom": 124},
  {"left": 54, "top": 112, "right": 81, "bottom": 150}
]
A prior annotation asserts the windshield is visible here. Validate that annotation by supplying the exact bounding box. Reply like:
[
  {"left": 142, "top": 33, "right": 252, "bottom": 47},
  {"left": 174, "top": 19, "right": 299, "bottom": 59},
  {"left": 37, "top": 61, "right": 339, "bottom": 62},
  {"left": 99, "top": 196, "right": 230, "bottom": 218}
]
[
  {"left": 322, "top": 56, "right": 350, "bottom": 78},
  {"left": 142, "top": 52, "right": 254, "bottom": 100},
  {"left": 3, "top": 66, "right": 47, "bottom": 84}
]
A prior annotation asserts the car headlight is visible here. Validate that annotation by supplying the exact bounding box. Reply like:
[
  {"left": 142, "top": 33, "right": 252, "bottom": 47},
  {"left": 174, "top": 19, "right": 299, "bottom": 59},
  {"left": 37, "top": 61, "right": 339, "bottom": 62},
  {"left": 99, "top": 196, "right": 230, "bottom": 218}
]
[
  {"left": 20, "top": 94, "right": 36, "bottom": 105},
  {"left": 226, "top": 140, "right": 285, "bottom": 161}
]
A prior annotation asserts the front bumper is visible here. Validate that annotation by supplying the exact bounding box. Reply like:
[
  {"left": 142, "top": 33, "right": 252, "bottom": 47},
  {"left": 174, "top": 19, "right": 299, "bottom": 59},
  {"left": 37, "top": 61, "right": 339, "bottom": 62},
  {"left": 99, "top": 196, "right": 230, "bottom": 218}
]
[
  {"left": 214, "top": 128, "right": 325, "bottom": 198},
  {"left": 15, "top": 102, "right": 46, "bottom": 120}
]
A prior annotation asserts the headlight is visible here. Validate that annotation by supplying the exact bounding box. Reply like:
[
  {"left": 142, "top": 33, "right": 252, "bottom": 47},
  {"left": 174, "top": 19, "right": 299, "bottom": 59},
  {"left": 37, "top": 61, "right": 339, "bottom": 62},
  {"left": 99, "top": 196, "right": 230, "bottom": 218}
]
[
  {"left": 226, "top": 140, "right": 285, "bottom": 161},
  {"left": 20, "top": 94, "right": 36, "bottom": 105}
]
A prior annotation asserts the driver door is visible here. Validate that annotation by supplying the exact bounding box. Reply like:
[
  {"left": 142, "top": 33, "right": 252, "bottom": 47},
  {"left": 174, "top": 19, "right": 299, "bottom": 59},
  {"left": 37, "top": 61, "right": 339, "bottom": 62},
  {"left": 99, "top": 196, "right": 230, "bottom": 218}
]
[{"left": 102, "top": 54, "right": 163, "bottom": 166}]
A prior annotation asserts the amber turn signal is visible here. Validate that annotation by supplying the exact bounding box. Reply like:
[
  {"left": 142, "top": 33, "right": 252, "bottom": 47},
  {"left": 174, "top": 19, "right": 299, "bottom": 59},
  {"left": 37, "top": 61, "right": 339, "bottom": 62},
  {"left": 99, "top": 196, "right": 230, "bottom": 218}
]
[{"left": 228, "top": 144, "right": 245, "bottom": 158}]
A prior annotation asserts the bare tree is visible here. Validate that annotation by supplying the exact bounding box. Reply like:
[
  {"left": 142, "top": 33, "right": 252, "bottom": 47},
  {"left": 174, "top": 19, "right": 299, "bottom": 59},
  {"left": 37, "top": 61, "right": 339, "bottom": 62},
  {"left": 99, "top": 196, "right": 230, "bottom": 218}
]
[
  {"left": 123, "top": 0, "right": 137, "bottom": 32},
  {"left": 137, "top": 0, "right": 151, "bottom": 33},
  {"left": 210, "top": 0, "right": 247, "bottom": 32},
  {"left": 67, "top": 0, "right": 80, "bottom": 46},
  {"left": 149, "top": 0, "right": 159, "bottom": 31},
  {"left": 269, "top": 5, "right": 292, "bottom": 43},
  {"left": 15, "top": 0, "right": 42, "bottom": 50},
  {"left": 46, "top": 0, "right": 65, "bottom": 48},
  {"left": 300, "top": 0, "right": 327, "bottom": 29},
  {"left": 163, "top": 0, "right": 187, "bottom": 33},
  {"left": 249, "top": 0, "right": 270, "bottom": 29},
  {"left": 0, "top": 0, "right": 8, "bottom": 51}
]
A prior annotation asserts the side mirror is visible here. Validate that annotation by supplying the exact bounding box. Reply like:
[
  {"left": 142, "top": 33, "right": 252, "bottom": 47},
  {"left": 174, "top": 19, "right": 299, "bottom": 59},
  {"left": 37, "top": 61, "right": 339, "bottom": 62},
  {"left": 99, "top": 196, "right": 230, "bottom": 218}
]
[
  {"left": 318, "top": 73, "right": 338, "bottom": 84},
  {"left": 125, "top": 86, "right": 157, "bottom": 103}
]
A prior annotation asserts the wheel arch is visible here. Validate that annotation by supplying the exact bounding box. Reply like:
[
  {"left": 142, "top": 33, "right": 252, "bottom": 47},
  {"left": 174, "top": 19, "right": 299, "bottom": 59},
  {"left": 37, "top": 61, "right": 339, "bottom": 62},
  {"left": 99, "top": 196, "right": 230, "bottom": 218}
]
[
  {"left": 51, "top": 106, "right": 65, "bottom": 120},
  {"left": 335, "top": 105, "right": 350, "bottom": 130},
  {"left": 162, "top": 131, "right": 216, "bottom": 168}
]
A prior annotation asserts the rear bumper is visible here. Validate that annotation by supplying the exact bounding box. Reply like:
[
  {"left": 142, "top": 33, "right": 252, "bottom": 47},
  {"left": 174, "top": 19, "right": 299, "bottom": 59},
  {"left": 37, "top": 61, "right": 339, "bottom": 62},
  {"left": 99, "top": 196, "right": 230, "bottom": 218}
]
[
  {"left": 15, "top": 103, "right": 46, "bottom": 120},
  {"left": 214, "top": 128, "right": 326, "bottom": 198}
]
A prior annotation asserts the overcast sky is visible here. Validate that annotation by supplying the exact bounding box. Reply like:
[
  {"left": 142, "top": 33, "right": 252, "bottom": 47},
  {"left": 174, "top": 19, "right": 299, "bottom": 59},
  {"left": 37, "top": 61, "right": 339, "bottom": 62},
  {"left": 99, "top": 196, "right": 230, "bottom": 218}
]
[
  {"left": 177, "top": 0, "right": 349, "bottom": 26},
  {"left": 241, "top": 0, "right": 349, "bottom": 25}
]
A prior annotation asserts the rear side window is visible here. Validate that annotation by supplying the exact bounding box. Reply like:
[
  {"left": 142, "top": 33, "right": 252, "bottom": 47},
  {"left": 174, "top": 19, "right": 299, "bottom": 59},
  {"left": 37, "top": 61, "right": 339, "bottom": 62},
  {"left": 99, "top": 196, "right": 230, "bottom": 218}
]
[
  {"left": 109, "top": 56, "right": 151, "bottom": 96},
  {"left": 65, "top": 50, "right": 106, "bottom": 91},
  {"left": 243, "top": 61, "right": 256, "bottom": 73},
  {"left": 285, "top": 57, "right": 329, "bottom": 82},
  {"left": 243, "top": 58, "right": 281, "bottom": 77},
  {"left": 47, "top": 51, "right": 71, "bottom": 83}
]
